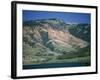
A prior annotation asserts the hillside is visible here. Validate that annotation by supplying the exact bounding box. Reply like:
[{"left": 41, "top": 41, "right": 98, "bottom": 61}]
[
  {"left": 23, "top": 18, "right": 90, "bottom": 67},
  {"left": 68, "top": 24, "right": 90, "bottom": 42}
]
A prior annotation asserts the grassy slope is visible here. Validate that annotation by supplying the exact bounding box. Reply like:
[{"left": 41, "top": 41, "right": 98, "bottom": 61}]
[{"left": 23, "top": 45, "right": 90, "bottom": 66}]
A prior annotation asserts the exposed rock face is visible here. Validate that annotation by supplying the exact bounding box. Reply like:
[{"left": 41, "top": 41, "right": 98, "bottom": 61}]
[{"left": 47, "top": 27, "right": 88, "bottom": 48}]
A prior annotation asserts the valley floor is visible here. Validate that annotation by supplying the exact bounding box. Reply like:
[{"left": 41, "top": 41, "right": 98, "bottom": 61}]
[{"left": 23, "top": 55, "right": 90, "bottom": 69}]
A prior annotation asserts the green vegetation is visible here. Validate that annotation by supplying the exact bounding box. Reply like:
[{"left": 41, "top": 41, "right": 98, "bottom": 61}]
[
  {"left": 69, "top": 24, "right": 90, "bottom": 42},
  {"left": 23, "top": 44, "right": 90, "bottom": 66}
]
